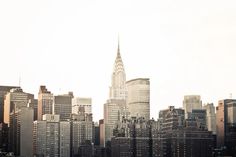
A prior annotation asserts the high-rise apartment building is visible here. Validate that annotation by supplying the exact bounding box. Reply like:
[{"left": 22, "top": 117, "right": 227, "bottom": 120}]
[
  {"left": 38, "top": 86, "right": 53, "bottom": 120},
  {"left": 54, "top": 92, "right": 73, "bottom": 120},
  {"left": 60, "top": 121, "right": 71, "bottom": 157},
  {"left": 126, "top": 78, "right": 150, "bottom": 120},
  {"left": 33, "top": 114, "right": 60, "bottom": 157},
  {"left": 216, "top": 99, "right": 236, "bottom": 156},
  {"left": 72, "top": 97, "right": 92, "bottom": 114},
  {"left": 183, "top": 95, "right": 202, "bottom": 119},
  {"left": 203, "top": 103, "right": 216, "bottom": 134}
]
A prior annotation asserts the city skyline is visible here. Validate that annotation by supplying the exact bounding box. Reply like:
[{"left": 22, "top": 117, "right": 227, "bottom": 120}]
[{"left": 1, "top": 0, "right": 236, "bottom": 122}]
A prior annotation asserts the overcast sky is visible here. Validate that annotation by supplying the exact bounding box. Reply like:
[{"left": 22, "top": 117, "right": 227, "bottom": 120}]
[{"left": 1, "top": 0, "right": 236, "bottom": 121}]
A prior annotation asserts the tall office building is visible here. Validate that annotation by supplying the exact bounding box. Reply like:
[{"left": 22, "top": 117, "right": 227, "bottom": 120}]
[
  {"left": 0, "top": 86, "right": 19, "bottom": 123},
  {"left": 9, "top": 106, "right": 34, "bottom": 156},
  {"left": 38, "top": 86, "right": 53, "bottom": 120},
  {"left": 72, "top": 97, "right": 92, "bottom": 114},
  {"left": 203, "top": 103, "right": 216, "bottom": 134},
  {"left": 126, "top": 78, "right": 150, "bottom": 120},
  {"left": 4, "top": 88, "right": 29, "bottom": 125},
  {"left": 183, "top": 95, "right": 202, "bottom": 119},
  {"left": 54, "top": 92, "right": 73, "bottom": 120},
  {"left": 216, "top": 99, "right": 236, "bottom": 156},
  {"left": 33, "top": 114, "right": 60, "bottom": 157},
  {"left": 103, "top": 41, "right": 127, "bottom": 146}
]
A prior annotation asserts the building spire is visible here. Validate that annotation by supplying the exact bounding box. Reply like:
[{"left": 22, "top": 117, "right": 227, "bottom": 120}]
[{"left": 117, "top": 34, "right": 120, "bottom": 55}]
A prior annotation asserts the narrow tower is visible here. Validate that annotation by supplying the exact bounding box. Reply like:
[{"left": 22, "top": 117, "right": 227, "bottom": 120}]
[{"left": 109, "top": 40, "right": 127, "bottom": 100}]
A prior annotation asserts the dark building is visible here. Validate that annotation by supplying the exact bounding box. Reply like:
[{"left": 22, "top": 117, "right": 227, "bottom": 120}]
[
  {"left": 157, "top": 106, "right": 214, "bottom": 157},
  {"left": 0, "top": 122, "right": 8, "bottom": 152},
  {"left": 216, "top": 99, "right": 236, "bottom": 156},
  {"left": 94, "top": 123, "right": 100, "bottom": 146},
  {"left": 111, "top": 117, "right": 155, "bottom": 157}
]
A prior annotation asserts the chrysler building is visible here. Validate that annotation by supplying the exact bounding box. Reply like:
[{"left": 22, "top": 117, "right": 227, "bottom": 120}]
[{"left": 109, "top": 40, "right": 127, "bottom": 100}]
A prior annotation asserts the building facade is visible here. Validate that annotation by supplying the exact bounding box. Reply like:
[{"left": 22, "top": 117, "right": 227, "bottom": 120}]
[
  {"left": 126, "top": 78, "right": 150, "bottom": 120},
  {"left": 54, "top": 92, "right": 73, "bottom": 120},
  {"left": 183, "top": 95, "right": 202, "bottom": 119},
  {"left": 72, "top": 97, "right": 92, "bottom": 114},
  {"left": 38, "top": 86, "right": 53, "bottom": 120},
  {"left": 203, "top": 103, "right": 216, "bottom": 134},
  {"left": 9, "top": 106, "right": 34, "bottom": 156},
  {"left": 33, "top": 114, "right": 60, "bottom": 157},
  {"left": 216, "top": 99, "right": 236, "bottom": 156}
]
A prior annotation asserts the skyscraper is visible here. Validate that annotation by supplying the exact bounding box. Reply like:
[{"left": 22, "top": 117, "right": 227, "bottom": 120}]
[
  {"left": 103, "top": 40, "right": 127, "bottom": 145},
  {"left": 109, "top": 40, "right": 127, "bottom": 100},
  {"left": 126, "top": 78, "right": 150, "bottom": 120},
  {"left": 4, "top": 88, "right": 29, "bottom": 125},
  {"left": 33, "top": 114, "right": 60, "bottom": 157},
  {"left": 9, "top": 106, "right": 34, "bottom": 156},
  {"left": 216, "top": 99, "right": 236, "bottom": 156},
  {"left": 0, "top": 86, "right": 19, "bottom": 123},
  {"left": 183, "top": 95, "right": 202, "bottom": 119},
  {"left": 53, "top": 92, "right": 73, "bottom": 120},
  {"left": 203, "top": 103, "right": 216, "bottom": 134},
  {"left": 38, "top": 86, "right": 53, "bottom": 120}
]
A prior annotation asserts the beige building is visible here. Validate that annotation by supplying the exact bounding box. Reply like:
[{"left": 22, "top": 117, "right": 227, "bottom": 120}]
[
  {"left": 126, "top": 78, "right": 150, "bottom": 120},
  {"left": 38, "top": 86, "right": 53, "bottom": 120},
  {"left": 183, "top": 95, "right": 202, "bottom": 119},
  {"left": 4, "top": 88, "right": 29, "bottom": 125},
  {"left": 203, "top": 103, "right": 216, "bottom": 134},
  {"left": 72, "top": 97, "right": 92, "bottom": 114}
]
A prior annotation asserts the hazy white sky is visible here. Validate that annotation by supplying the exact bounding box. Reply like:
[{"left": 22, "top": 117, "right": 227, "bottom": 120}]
[{"left": 1, "top": 0, "right": 236, "bottom": 121}]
